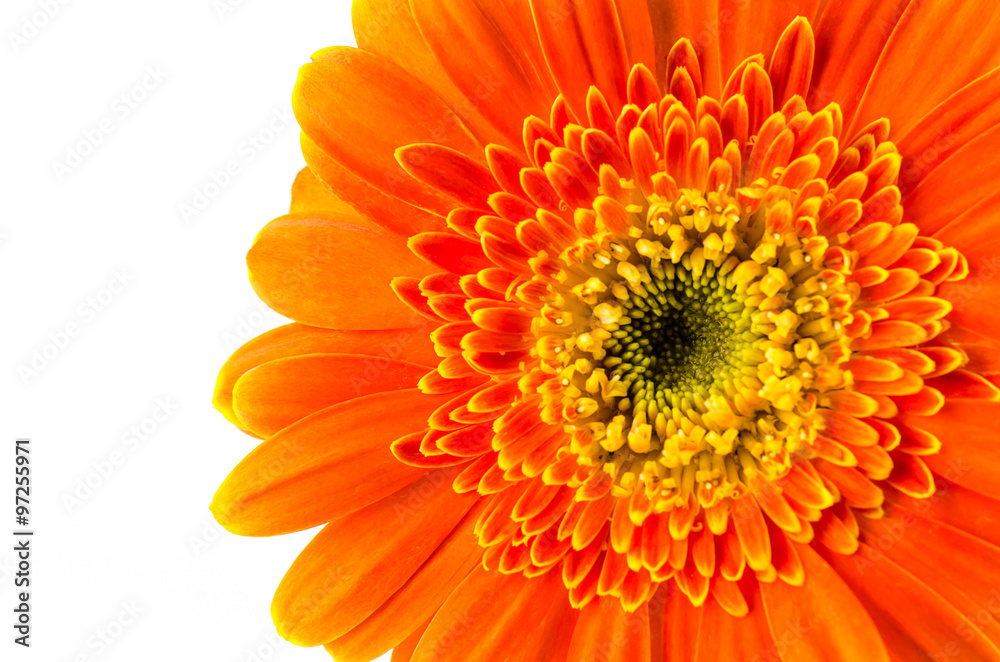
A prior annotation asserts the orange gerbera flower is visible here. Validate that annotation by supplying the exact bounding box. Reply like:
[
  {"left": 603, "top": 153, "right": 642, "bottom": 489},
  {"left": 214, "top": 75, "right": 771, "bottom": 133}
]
[{"left": 211, "top": 1, "right": 1000, "bottom": 660}]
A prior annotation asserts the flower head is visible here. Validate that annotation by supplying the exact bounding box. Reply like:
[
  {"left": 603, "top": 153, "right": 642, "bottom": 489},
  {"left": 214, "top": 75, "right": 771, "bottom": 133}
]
[{"left": 212, "top": 2, "right": 1000, "bottom": 660}]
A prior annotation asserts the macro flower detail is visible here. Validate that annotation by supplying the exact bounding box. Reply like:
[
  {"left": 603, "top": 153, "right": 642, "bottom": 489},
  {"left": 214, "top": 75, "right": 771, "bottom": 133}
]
[{"left": 212, "top": 2, "right": 1000, "bottom": 661}]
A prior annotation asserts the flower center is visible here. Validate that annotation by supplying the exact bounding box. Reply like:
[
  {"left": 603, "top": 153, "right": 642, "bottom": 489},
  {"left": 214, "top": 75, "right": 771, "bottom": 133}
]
[
  {"left": 537, "top": 187, "right": 853, "bottom": 511},
  {"left": 608, "top": 252, "right": 746, "bottom": 398},
  {"left": 391, "top": 40, "right": 972, "bottom": 615}
]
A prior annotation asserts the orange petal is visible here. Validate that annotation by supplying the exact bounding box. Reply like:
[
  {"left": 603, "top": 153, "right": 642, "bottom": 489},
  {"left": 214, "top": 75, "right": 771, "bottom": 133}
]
[
  {"left": 731, "top": 495, "right": 771, "bottom": 572},
  {"left": 409, "top": 0, "right": 557, "bottom": 145},
  {"left": 860, "top": 503, "right": 1000, "bottom": 647},
  {"left": 662, "top": 584, "right": 703, "bottom": 662},
  {"left": 210, "top": 389, "right": 448, "bottom": 536},
  {"left": 568, "top": 596, "right": 651, "bottom": 662},
  {"left": 851, "top": 319, "right": 927, "bottom": 350},
  {"left": 247, "top": 212, "right": 433, "bottom": 329},
  {"left": 231, "top": 353, "right": 430, "bottom": 437},
  {"left": 948, "top": 334, "right": 1000, "bottom": 375},
  {"left": 861, "top": 267, "right": 919, "bottom": 303},
  {"left": 879, "top": 297, "right": 952, "bottom": 325},
  {"left": 767, "top": 16, "right": 815, "bottom": 108},
  {"left": 717, "top": 1, "right": 822, "bottom": 95},
  {"left": 615, "top": 0, "right": 656, "bottom": 72},
  {"left": 897, "top": 66, "right": 1000, "bottom": 196},
  {"left": 849, "top": 1, "right": 1000, "bottom": 138},
  {"left": 817, "top": 410, "right": 880, "bottom": 447},
  {"left": 388, "top": 621, "right": 428, "bottom": 662},
  {"left": 392, "top": 277, "right": 443, "bottom": 322},
  {"left": 300, "top": 133, "right": 445, "bottom": 235},
  {"left": 293, "top": 47, "right": 483, "bottom": 215},
  {"left": 823, "top": 390, "right": 879, "bottom": 418},
  {"left": 813, "top": 513, "right": 858, "bottom": 555},
  {"left": 935, "top": 203, "right": 1000, "bottom": 340},
  {"left": 409, "top": 232, "right": 494, "bottom": 275},
  {"left": 891, "top": 386, "right": 945, "bottom": 417},
  {"left": 289, "top": 166, "right": 354, "bottom": 214},
  {"left": 323, "top": 504, "right": 485, "bottom": 662},
  {"left": 925, "top": 369, "right": 1000, "bottom": 401},
  {"left": 272, "top": 466, "right": 478, "bottom": 646},
  {"left": 530, "top": 0, "right": 631, "bottom": 116},
  {"left": 352, "top": 0, "right": 508, "bottom": 148},
  {"left": 912, "top": 400, "right": 1000, "bottom": 501},
  {"left": 396, "top": 143, "right": 499, "bottom": 210},
  {"left": 823, "top": 543, "right": 1000, "bottom": 662},
  {"left": 907, "top": 132, "right": 1000, "bottom": 242},
  {"left": 411, "top": 565, "right": 576, "bottom": 662},
  {"left": 213, "top": 323, "right": 439, "bottom": 429},
  {"left": 887, "top": 480, "right": 1000, "bottom": 550},
  {"left": 886, "top": 452, "right": 934, "bottom": 498},
  {"left": 854, "top": 370, "right": 923, "bottom": 396},
  {"left": 759, "top": 543, "right": 890, "bottom": 662},
  {"left": 691, "top": 586, "right": 776, "bottom": 661},
  {"left": 644, "top": 4, "right": 722, "bottom": 95},
  {"left": 811, "top": 0, "right": 907, "bottom": 124}
]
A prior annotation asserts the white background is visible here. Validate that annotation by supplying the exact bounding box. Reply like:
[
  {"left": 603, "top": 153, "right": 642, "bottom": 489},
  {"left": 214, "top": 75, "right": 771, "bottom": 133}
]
[{"left": 0, "top": 1, "right": 386, "bottom": 660}]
